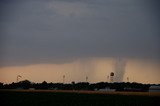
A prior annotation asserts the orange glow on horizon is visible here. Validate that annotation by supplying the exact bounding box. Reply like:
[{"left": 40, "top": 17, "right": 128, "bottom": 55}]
[{"left": 0, "top": 58, "right": 159, "bottom": 84}]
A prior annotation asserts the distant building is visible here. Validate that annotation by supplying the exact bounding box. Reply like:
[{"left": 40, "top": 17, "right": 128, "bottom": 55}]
[
  {"left": 29, "top": 88, "right": 35, "bottom": 90},
  {"left": 149, "top": 85, "right": 160, "bottom": 92},
  {"left": 16, "top": 87, "right": 24, "bottom": 90},
  {"left": 124, "top": 87, "right": 143, "bottom": 92},
  {"left": 98, "top": 87, "right": 116, "bottom": 92}
]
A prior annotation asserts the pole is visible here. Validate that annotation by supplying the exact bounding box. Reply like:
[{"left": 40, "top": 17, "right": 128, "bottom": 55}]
[
  {"left": 86, "top": 76, "right": 88, "bottom": 82},
  {"left": 127, "top": 77, "right": 129, "bottom": 82},
  {"left": 107, "top": 75, "right": 109, "bottom": 82},
  {"left": 63, "top": 75, "right": 65, "bottom": 84}
]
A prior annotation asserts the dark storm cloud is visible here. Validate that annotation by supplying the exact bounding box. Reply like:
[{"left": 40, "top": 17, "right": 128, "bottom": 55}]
[{"left": 0, "top": 0, "right": 160, "bottom": 66}]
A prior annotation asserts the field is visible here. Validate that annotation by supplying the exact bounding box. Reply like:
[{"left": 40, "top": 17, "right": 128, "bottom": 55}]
[{"left": 0, "top": 90, "right": 160, "bottom": 106}]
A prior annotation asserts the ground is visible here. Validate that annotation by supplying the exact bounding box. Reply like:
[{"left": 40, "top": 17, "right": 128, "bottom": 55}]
[{"left": 0, "top": 90, "right": 160, "bottom": 106}]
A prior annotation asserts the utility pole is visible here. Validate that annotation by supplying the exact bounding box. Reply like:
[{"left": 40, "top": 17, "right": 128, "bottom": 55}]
[
  {"left": 63, "top": 75, "right": 65, "bottom": 84},
  {"left": 107, "top": 75, "right": 109, "bottom": 82},
  {"left": 127, "top": 77, "right": 129, "bottom": 82},
  {"left": 86, "top": 76, "right": 88, "bottom": 82}
]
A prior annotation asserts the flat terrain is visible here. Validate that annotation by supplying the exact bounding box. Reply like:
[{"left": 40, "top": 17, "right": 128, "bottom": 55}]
[{"left": 0, "top": 90, "right": 160, "bottom": 106}]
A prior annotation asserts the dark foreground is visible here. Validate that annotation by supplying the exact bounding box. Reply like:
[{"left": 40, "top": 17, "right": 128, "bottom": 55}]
[{"left": 0, "top": 90, "right": 160, "bottom": 106}]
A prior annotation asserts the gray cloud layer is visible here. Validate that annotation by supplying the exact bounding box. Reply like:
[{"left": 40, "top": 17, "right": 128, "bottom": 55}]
[{"left": 0, "top": 0, "right": 160, "bottom": 66}]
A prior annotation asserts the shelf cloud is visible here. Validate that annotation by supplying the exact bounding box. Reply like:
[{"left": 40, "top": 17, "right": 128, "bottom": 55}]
[{"left": 0, "top": 0, "right": 160, "bottom": 66}]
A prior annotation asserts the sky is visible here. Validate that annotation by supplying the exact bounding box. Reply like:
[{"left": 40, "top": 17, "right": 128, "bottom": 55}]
[{"left": 0, "top": 0, "right": 160, "bottom": 84}]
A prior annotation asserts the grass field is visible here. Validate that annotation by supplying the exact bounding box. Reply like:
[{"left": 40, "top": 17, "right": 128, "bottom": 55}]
[{"left": 0, "top": 90, "right": 160, "bottom": 106}]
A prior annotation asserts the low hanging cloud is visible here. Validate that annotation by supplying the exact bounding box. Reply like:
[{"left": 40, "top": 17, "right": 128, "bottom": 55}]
[{"left": 0, "top": 0, "right": 160, "bottom": 66}]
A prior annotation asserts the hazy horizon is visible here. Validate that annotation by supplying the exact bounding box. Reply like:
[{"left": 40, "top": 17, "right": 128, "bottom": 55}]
[{"left": 0, "top": 57, "right": 160, "bottom": 84}]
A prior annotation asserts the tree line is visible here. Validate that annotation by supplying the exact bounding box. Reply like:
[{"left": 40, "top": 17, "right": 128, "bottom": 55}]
[{"left": 0, "top": 80, "right": 151, "bottom": 92}]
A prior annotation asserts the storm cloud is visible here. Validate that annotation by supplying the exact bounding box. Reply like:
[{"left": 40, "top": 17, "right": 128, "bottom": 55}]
[{"left": 0, "top": 0, "right": 160, "bottom": 66}]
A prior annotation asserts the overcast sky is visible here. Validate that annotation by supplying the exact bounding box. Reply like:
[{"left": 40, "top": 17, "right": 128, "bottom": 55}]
[
  {"left": 0, "top": 0, "right": 160, "bottom": 83},
  {"left": 0, "top": 0, "right": 160, "bottom": 66}
]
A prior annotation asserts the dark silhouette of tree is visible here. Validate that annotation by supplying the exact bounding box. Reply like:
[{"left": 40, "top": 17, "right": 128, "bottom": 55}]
[
  {"left": 0, "top": 80, "right": 151, "bottom": 92},
  {"left": 39, "top": 81, "right": 48, "bottom": 89},
  {"left": 18, "top": 80, "right": 31, "bottom": 89},
  {"left": 71, "top": 81, "right": 75, "bottom": 85},
  {"left": 0, "top": 82, "right": 3, "bottom": 89}
]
